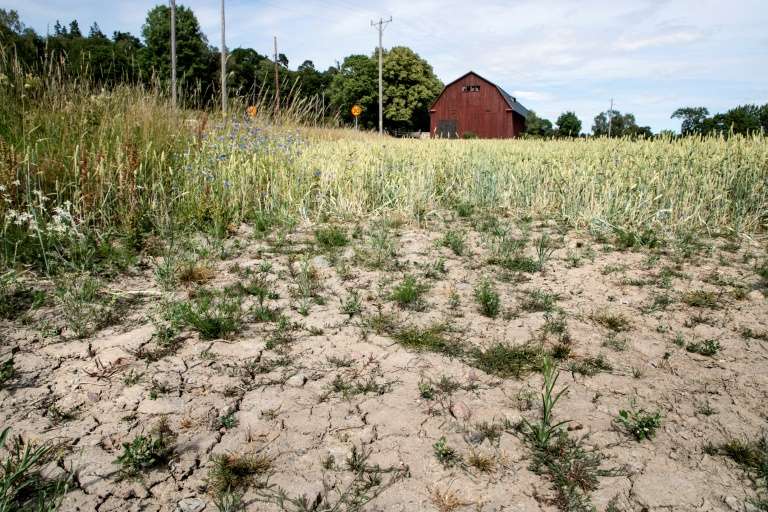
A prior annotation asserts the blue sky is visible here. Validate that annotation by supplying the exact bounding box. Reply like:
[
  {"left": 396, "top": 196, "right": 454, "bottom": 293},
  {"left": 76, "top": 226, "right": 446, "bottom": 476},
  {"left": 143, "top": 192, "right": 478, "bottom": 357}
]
[{"left": 7, "top": 0, "right": 768, "bottom": 132}]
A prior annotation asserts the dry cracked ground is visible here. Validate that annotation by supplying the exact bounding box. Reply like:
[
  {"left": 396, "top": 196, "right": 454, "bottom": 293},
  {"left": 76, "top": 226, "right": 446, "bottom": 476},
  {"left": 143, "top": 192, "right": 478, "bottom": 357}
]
[{"left": 1, "top": 210, "right": 767, "bottom": 512}]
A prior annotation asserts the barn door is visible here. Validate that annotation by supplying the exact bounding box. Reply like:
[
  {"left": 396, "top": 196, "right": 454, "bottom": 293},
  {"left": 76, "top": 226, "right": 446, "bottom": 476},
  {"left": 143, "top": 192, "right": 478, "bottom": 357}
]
[{"left": 436, "top": 119, "right": 458, "bottom": 138}]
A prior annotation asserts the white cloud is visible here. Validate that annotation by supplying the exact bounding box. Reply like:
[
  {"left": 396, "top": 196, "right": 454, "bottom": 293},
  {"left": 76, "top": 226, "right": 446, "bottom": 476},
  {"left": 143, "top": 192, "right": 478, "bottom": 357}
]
[{"left": 615, "top": 30, "right": 705, "bottom": 51}]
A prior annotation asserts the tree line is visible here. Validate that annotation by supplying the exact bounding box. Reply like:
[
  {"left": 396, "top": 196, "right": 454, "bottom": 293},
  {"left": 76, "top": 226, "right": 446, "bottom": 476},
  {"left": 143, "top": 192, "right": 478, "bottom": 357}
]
[
  {"left": 0, "top": 7, "right": 442, "bottom": 131},
  {"left": 2, "top": 7, "right": 765, "bottom": 136}
]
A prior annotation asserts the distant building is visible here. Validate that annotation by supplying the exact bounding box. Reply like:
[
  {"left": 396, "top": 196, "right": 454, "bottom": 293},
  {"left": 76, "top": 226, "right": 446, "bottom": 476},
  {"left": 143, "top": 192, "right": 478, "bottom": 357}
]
[{"left": 429, "top": 71, "right": 529, "bottom": 139}]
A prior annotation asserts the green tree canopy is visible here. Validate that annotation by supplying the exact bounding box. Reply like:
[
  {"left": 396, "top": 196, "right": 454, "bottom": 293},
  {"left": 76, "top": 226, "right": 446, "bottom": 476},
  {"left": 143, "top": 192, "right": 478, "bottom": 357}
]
[
  {"left": 328, "top": 54, "right": 378, "bottom": 128},
  {"left": 592, "top": 110, "right": 652, "bottom": 138},
  {"left": 671, "top": 107, "right": 710, "bottom": 135},
  {"left": 555, "top": 111, "right": 582, "bottom": 137},
  {"left": 382, "top": 46, "right": 443, "bottom": 131},
  {"left": 524, "top": 110, "right": 554, "bottom": 137},
  {"left": 140, "top": 4, "right": 210, "bottom": 98}
]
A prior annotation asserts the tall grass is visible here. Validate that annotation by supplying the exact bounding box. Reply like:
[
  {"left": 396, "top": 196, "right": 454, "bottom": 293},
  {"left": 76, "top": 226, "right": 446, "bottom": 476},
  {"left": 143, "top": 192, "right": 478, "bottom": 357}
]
[{"left": 1, "top": 54, "right": 767, "bottom": 274}]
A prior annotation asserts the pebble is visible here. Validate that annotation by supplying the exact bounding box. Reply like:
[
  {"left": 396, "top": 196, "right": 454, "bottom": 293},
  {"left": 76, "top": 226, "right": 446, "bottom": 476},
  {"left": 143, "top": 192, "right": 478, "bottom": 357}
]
[
  {"left": 286, "top": 373, "right": 307, "bottom": 387},
  {"left": 178, "top": 497, "right": 206, "bottom": 512}
]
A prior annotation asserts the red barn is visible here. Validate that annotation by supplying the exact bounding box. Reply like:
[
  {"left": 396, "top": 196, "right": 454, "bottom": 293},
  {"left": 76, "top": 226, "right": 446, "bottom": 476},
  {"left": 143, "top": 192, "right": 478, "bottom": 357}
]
[{"left": 429, "top": 71, "right": 529, "bottom": 139}]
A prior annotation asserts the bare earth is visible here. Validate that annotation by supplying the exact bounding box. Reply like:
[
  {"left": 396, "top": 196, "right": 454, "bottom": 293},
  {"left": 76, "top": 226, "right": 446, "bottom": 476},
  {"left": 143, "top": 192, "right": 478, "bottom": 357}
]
[{"left": 2, "top": 213, "right": 767, "bottom": 512}]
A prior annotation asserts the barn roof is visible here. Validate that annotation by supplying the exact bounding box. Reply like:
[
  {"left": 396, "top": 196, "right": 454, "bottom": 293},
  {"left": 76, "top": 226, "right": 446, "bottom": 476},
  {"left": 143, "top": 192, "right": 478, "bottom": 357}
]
[{"left": 430, "top": 71, "right": 530, "bottom": 117}]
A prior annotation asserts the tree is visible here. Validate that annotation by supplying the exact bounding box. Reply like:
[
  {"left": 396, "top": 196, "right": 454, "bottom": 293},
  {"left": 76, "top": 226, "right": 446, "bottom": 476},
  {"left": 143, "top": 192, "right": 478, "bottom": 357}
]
[
  {"left": 328, "top": 54, "right": 378, "bottom": 128},
  {"left": 382, "top": 46, "right": 443, "bottom": 131},
  {"left": 89, "top": 22, "right": 107, "bottom": 39},
  {"left": 717, "top": 104, "right": 763, "bottom": 135},
  {"left": 524, "top": 110, "right": 554, "bottom": 137},
  {"left": 68, "top": 20, "right": 82, "bottom": 38},
  {"left": 671, "top": 107, "right": 710, "bottom": 135},
  {"left": 53, "top": 20, "right": 66, "bottom": 37},
  {"left": 555, "top": 111, "right": 581, "bottom": 137},
  {"left": 592, "top": 110, "right": 650, "bottom": 138},
  {"left": 140, "top": 4, "right": 210, "bottom": 100}
]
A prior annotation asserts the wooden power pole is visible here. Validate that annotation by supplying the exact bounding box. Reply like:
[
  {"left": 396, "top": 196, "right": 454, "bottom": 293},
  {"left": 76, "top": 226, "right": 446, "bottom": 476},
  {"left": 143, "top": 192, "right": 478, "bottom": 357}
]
[
  {"left": 170, "top": 0, "right": 177, "bottom": 108},
  {"left": 220, "top": 0, "right": 227, "bottom": 115},
  {"left": 371, "top": 17, "right": 392, "bottom": 135},
  {"left": 274, "top": 36, "right": 280, "bottom": 116}
]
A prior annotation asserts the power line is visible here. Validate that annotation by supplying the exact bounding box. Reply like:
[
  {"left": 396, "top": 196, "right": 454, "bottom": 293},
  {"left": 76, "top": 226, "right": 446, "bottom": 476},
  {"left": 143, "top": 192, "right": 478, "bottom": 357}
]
[{"left": 371, "top": 16, "right": 392, "bottom": 135}]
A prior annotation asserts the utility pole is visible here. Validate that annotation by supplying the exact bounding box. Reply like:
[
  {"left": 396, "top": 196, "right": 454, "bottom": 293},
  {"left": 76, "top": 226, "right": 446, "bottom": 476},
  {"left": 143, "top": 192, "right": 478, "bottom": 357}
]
[
  {"left": 220, "top": 0, "right": 227, "bottom": 115},
  {"left": 274, "top": 36, "right": 280, "bottom": 116},
  {"left": 607, "top": 98, "right": 614, "bottom": 138},
  {"left": 371, "top": 16, "right": 392, "bottom": 135},
  {"left": 170, "top": 0, "right": 177, "bottom": 108}
]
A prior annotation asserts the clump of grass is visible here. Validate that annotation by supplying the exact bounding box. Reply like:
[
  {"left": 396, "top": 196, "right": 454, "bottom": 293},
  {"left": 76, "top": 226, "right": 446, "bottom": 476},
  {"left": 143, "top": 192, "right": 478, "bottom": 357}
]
[
  {"left": 686, "top": 339, "right": 721, "bottom": 356},
  {"left": 466, "top": 450, "right": 495, "bottom": 473},
  {"left": 616, "top": 406, "right": 662, "bottom": 441},
  {"left": 681, "top": 289, "right": 720, "bottom": 309},
  {"left": 174, "top": 288, "right": 243, "bottom": 340},
  {"left": 602, "top": 334, "right": 628, "bottom": 352},
  {"left": 568, "top": 355, "right": 612, "bottom": 376},
  {"left": 591, "top": 309, "right": 632, "bottom": 332},
  {"left": 612, "top": 225, "right": 662, "bottom": 250},
  {"left": 439, "top": 230, "right": 466, "bottom": 256},
  {"left": 54, "top": 273, "right": 116, "bottom": 338},
  {"left": 315, "top": 225, "right": 349, "bottom": 250},
  {"left": 115, "top": 418, "right": 176, "bottom": 476},
  {"left": 390, "top": 275, "right": 429, "bottom": 310},
  {"left": 470, "top": 343, "right": 543, "bottom": 378},
  {"left": 520, "top": 290, "right": 558, "bottom": 312},
  {"left": 474, "top": 278, "right": 501, "bottom": 318},
  {"left": 208, "top": 452, "right": 271, "bottom": 496},
  {"left": 391, "top": 323, "right": 464, "bottom": 358},
  {"left": 0, "top": 427, "right": 71, "bottom": 511}
]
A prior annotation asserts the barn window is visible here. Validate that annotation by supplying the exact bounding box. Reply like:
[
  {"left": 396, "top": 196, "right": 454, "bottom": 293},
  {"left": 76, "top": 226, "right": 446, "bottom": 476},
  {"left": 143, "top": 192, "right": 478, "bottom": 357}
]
[{"left": 462, "top": 85, "right": 481, "bottom": 92}]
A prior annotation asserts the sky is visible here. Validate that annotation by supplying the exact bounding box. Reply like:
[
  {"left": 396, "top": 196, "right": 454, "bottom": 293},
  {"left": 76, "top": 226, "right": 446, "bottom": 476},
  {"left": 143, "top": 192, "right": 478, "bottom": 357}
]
[{"left": 7, "top": 0, "right": 768, "bottom": 132}]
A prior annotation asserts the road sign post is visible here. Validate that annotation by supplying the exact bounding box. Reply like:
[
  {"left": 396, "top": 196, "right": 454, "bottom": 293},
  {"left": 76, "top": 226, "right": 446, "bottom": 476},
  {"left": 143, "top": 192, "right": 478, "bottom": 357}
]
[{"left": 351, "top": 105, "right": 362, "bottom": 130}]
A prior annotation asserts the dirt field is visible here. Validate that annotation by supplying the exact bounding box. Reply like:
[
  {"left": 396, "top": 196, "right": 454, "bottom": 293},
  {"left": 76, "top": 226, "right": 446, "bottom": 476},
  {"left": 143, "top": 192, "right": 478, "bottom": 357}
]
[{"left": 2, "top": 212, "right": 767, "bottom": 512}]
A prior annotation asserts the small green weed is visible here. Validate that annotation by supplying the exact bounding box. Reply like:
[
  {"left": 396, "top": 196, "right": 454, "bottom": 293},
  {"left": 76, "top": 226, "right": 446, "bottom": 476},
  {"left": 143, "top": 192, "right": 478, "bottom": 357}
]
[
  {"left": 439, "top": 230, "right": 466, "bottom": 256},
  {"left": 115, "top": 419, "right": 176, "bottom": 476},
  {"left": 390, "top": 275, "right": 429, "bottom": 310},
  {"left": 568, "top": 355, "right": 612, "bottom": 376},
  {"left": 474, "top": 278, "right": 501, "bottom": 318},
  {"left": 520, "top": 290, "right": 558, "bottom": 312},
  {"left": 616, "top": 406, "right": 662, "bottom": 441},
  {"left": 0, "top": 427, "right": 70, "bottom": 511},
  {"left": 340, "top": 290, "right": 362, "bottom": 317},
  {"left": 681, "top": 289, "right": 720, "bottom": 309},
  {"left": 433, "top": 437, "right": 461, "bottom": 467},
  {"left": 686, "top": 339, "right": 720, "bottom": 356}
]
